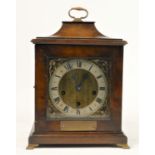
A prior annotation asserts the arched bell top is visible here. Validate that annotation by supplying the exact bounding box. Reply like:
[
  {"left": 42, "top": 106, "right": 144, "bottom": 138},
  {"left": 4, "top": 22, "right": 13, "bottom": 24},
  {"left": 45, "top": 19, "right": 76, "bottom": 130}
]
[
  {"left": 51, "top": 21, "right": 106, "bottom": 38},
  {"left": 51, "top": 7, "right": 105, "bottom": 38},
  {"left": 32, "top": 7, "right": 127, "bottom": 45}
]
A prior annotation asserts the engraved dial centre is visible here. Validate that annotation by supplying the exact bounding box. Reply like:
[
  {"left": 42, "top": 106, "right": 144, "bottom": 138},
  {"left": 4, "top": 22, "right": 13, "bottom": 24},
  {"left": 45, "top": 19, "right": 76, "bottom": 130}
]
[{"left": 59, "top": 69, "right": 98, "bottom": 108}]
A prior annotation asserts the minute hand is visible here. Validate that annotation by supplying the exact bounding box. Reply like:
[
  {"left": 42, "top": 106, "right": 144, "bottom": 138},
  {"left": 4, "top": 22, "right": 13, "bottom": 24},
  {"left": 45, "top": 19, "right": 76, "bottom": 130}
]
[{"left": 76, "top": 74, "right": 89, "bottom": 91}]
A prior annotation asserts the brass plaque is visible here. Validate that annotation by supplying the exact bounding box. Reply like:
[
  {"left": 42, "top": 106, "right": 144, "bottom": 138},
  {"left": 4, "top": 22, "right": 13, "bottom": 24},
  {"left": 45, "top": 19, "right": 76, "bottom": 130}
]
[{"left": 60, "top": 121, "right": 97, "bottom": 131}]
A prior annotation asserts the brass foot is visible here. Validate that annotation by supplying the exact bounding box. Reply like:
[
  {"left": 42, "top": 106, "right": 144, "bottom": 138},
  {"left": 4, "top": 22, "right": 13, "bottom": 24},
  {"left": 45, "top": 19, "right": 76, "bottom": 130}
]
[
  {"left": 116, "top": 144, "right": 129, "bottom": 149},
  {"left": 26, "top": 144, "right": 39, "bottom": 150}
]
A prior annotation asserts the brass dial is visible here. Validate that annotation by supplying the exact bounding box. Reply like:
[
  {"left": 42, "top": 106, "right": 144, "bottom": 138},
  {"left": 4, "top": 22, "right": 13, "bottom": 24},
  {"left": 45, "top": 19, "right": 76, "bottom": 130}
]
[
  {"left": 59, "top": 69, "right": 98, "bottom": 109},
  {"left": 49, "top": 59, "right": 108, "bottom": 117}
]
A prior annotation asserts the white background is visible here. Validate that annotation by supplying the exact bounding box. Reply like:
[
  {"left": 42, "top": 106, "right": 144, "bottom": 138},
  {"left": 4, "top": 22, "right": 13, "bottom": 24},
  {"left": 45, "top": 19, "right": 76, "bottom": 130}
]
[
  {"left": 4, "top": 0, "right": 155, "bottom": 155},
  {"left": 1, "top": 0, "right": 155, "bottom": 155},
  {"left": 16, "top": 0, "right": 138, "bottom": 155}
]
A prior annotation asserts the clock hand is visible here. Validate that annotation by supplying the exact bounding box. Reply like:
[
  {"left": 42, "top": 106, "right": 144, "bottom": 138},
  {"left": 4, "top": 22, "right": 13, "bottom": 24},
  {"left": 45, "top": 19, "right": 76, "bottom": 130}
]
[
  {"left": 76, "top": 73, "right": 89, "bottom": 91},
  {"left": 71, "top": 74, "right": 81, "bottom": 91}
]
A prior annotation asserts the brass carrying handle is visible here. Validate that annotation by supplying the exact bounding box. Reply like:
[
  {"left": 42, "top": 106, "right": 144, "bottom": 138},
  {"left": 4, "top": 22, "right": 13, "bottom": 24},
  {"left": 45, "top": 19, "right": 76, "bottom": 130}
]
[{"left": 68, "top": 7, "right": 88, "bottom": 21}]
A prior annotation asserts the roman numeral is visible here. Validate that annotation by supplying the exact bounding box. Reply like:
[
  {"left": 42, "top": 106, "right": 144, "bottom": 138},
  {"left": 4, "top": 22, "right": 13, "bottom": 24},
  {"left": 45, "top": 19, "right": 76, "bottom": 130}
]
[
  {"left": 54, "top": 97, "right": 60, "bottom": 104},
  {"left": 77, "top": 59, "right": 82, "bottom": 67},
  {"left": 51, "top": 87, "right": 58, "bottom": 90},
  {"left": 88, "top": 64, "right": 93, "bottom": 71},
  {"left": 99, "top": 87, "right": 105, "bottom": 90},
  {"left": 102, "top": 106, "right": 107, "bottom": 112},
  {"left": 55, "top": 75, "right": 61, "bottom": 78},
  {"left": 76, "top": 109, "right": 80, "bottom": 115},
  {"left": 63, "top": 106, "right": 69, "bottom": 112},
  {"left": 96, "top": 97, "right": 102, "bottom": 104},
  {"left": 97, "top": 75, "right": 102, "bottom": 79},
  {"left": 64, "top": 62, "right": 72, "bottom": 70}
]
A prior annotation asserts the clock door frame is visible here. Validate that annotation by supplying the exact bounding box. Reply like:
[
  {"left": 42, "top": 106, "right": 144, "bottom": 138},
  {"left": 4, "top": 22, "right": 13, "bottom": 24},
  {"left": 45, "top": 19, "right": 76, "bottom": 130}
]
[{"left": 34, "top": 44, "right": 124, "bottom": 133}]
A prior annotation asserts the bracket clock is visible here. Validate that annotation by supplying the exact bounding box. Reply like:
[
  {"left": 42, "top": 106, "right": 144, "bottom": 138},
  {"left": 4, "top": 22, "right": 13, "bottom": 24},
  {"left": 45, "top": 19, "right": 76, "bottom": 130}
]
[{"left": 27, "top": 7, "right": 129, "bottom": 149}]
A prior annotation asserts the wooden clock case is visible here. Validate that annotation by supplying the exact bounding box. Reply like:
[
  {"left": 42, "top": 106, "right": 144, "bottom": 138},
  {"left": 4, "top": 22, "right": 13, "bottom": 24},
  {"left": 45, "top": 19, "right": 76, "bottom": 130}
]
[{"left": 27, "top": 9, "right": 128, "bottom": 149}]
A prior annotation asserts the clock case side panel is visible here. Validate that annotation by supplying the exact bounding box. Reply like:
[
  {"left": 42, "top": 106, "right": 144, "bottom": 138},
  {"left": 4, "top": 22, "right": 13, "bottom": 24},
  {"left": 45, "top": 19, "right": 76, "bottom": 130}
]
[
  {"left": 111, "top": 46, "right": 124, "bottom": 130},
  {"left": 33, "top": 44, "right": 124, "bottom": 133},
  {"left": 34, "top": 45, "right": 60, "bottom": 132},
  {"left": 96, "top": 46, "right": 124, "bottom": 132}
]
